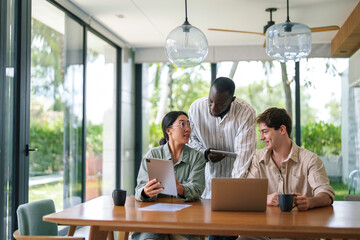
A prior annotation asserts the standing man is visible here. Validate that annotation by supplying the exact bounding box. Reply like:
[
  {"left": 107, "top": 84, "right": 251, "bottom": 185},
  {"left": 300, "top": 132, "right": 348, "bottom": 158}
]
[{"left": 188, "top": 77, "right": 256, "bottom": 200}]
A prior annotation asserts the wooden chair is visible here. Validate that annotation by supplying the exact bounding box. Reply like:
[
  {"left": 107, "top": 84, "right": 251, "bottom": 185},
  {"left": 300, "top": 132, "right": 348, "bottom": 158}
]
[
  {"left": 13, "top": 199, "right": 84, "bottom": 240},
  {"left": 116, "top": 232, "right": 204, "bottom": 240}
]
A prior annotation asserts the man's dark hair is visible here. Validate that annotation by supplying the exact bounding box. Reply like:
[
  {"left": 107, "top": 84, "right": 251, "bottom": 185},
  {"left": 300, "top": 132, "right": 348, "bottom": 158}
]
[
  {"left": 211, "top": 77, "right": 235, "bottom": 96},
  {"left": 257, "top": 107, "right": 292, "bottom": 137}
]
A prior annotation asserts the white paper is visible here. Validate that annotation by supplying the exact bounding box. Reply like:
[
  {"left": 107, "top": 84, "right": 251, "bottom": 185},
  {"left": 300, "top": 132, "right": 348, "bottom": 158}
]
[{"left": 139, "top": 203, "right": 191, "bottom": 212}]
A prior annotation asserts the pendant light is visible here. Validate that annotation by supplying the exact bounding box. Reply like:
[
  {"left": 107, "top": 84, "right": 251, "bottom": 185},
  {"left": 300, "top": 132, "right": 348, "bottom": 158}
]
[
  {"left": 165, "top": 0, "right": 208, "bottom": 68},
  {"left": 265, "top": 0, "right": 311, "bottom": 62}
]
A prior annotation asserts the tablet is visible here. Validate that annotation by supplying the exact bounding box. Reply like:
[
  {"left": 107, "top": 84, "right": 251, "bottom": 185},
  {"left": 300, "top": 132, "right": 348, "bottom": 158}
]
[
  {"left": 209, "top": 149, "right": 237, "bottom": 158},
  {"left": 145, "top": 158, "right": 178, "bottom": 196}
]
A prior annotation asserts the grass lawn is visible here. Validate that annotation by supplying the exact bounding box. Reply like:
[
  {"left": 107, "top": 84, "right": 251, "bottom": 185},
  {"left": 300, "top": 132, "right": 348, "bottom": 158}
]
[
  {"left": 330, "top": 181, "right": 349, "bottom": 201},
  {"left": 29, "top": 179, "right": 102, "bottom": 211},
  {"left": 29, "top": 181, "right": 64, "bottom": 210}
]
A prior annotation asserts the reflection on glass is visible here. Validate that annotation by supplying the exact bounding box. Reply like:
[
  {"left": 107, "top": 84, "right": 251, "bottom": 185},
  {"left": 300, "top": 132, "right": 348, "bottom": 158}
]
[
  {"left": 86, "top": 31, "right": 117, "bottom": 200},
  {"left": 62, "top": 16, "right": 84, "bottom": 209},
  {"left": 3, "top": 0, "right": 16, "bottom": 239},
  {"left": 30, "top": 0, "right": 83, "bottom": 210}
]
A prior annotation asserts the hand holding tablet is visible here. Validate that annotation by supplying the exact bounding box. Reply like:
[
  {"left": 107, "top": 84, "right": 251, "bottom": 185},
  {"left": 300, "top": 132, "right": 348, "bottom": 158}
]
[
  {"left": 146, "top": 158, "right": 178, "bottom": 196},
  {"left": 209, "top": 149, "right": 238, "bottom": 158}
]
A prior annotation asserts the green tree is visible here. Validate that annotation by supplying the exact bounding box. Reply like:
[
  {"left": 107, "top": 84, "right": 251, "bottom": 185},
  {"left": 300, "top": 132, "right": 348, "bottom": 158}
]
[
  {"left": 30, "top": 119, "right": 63, "bottom": 174},
  {"left": 31, "top": 18, "right": 64, "bottom": 111},
  {"left": 86, "top": 122, "right": 103, "bottom": 158},
  {"left": 148, "top": 64, "right": 210, "bottom": 148},
  {"left": 301, "top": 121, "right": 341, "bottom": 156},
  {"left": 325, "top": 93, "right": 341, "bottom": 125}
]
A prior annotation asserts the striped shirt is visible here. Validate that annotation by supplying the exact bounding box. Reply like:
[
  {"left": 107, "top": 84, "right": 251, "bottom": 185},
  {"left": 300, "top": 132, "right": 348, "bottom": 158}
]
[{"left": 188, "top": 96, "right": 256, "bottom": 199}]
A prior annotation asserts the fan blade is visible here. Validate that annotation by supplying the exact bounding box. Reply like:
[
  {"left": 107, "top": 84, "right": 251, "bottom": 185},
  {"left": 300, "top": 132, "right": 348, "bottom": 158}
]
[
  {"left": 208, "top": 28, "right": 265, "bottom": 36},
  {"left": 310, "top": 25, "right": 340, "bottom": 33}
]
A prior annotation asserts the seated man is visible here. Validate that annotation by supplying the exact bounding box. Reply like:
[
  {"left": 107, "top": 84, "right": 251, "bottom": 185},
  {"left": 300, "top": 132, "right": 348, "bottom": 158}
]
[
  {"left": 240, "top": 108, "right": 335, "bottom": 240},
  {"left": 248, "top": 107, "right": 334, "bottom": 211}
]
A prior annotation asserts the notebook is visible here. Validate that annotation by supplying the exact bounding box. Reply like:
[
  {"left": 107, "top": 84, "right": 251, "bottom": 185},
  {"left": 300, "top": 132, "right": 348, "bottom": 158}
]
[{"left": 211, "top": 178, "right": 268, "bottom": 211}]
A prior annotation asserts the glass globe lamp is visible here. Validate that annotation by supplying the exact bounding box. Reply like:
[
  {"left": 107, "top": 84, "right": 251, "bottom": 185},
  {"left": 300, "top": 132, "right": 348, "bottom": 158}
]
[
  {"left": 266, "top": 22, "right": 312, "bottom": 62},
  {"left": 165, "top": 21, "right": 208, "bottom": 68}
]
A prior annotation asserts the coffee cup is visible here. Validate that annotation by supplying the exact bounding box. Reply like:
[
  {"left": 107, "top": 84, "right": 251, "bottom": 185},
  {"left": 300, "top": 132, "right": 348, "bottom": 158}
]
[
  {"left": 112, "top": 189, "right": 127, "bottom": 206},
  {"left": 278, "top": 194, "right": 296, "bottom": 212}
]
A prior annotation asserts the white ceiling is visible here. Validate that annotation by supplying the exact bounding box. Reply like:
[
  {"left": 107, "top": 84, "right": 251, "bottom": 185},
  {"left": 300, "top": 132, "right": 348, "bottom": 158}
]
[{"left": 71, "top": 0, "right": 359, "bottom": 49}]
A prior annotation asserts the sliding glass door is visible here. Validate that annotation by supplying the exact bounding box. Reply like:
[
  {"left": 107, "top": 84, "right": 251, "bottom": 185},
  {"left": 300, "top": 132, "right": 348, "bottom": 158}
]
[
  {"left": 30, "top": 0, "right": 84, "bottom": 210},
  {"left": 0, "top": 0, "right": 121, "bottom": 238},
  {"left": 1, "top": 0, "right": 16, "bottom": 239},
  {"left": 85, "top": 32, "right": 117, "bottom": 200},
  {"left": 29, "top": 0, "right": 119, "bottom": 210}
]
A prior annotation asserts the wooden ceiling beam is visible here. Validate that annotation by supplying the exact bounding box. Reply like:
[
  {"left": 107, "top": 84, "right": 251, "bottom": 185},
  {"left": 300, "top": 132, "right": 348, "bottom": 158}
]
[{"left": 331, "top": 1, "right": 360, "bottom": 57}]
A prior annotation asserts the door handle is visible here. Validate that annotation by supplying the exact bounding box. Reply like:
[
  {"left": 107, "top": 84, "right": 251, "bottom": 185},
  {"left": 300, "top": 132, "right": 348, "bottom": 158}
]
[{"left": 26, "top": 144, "right": 38, "bottom": 156}]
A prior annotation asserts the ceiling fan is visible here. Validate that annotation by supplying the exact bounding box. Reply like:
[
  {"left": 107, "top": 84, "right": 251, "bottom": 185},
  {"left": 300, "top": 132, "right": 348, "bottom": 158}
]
[{"left": 208, "top": 7, "right": 340, "bottom": 46}]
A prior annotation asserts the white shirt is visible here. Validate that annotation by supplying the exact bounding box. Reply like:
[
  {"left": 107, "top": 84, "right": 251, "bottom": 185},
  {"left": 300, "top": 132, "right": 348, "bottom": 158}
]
[{"left": 188, "top": 96, "right": 256, "bottom": 199}]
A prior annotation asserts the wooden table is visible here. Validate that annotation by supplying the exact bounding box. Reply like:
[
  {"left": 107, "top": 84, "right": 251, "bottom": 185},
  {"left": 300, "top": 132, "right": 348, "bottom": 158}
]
[{"left": 44, "top": 196, "right": 360, "bottom": 240}]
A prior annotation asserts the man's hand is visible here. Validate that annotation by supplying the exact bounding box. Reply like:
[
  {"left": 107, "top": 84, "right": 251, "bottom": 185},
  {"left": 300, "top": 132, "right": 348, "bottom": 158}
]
[
  {"left": 293, "top": 193, "right": 310, "bottom": 211},
  {"left": 143, "top": 178, "right": 163, "bottom": 198},
  {"left": 176, "top": 178, "right": 185, "bottom": 197},
  {"left": 267, "top": 192, "right": 279, "bottom": 206},
  {"left": 206, "top": 148, "right": 226, "bottom": 163}
]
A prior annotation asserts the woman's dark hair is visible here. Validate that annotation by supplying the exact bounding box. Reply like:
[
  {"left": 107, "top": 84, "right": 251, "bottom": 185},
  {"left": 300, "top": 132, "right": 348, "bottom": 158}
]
[{"left": 159, "top": 111, "right": 188, "bottom": 145}]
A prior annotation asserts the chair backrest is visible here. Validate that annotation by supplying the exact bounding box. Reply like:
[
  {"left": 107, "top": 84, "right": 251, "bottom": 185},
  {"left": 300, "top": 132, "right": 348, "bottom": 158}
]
[
  {"left": 344, "top": 194, "right": 360, "bottom": 201},
  {"left": 17, "top": 199, "right": 58, "bottom": 236},
  {"left": 348, "top": 169, "right": 360, "bottom": 194}
]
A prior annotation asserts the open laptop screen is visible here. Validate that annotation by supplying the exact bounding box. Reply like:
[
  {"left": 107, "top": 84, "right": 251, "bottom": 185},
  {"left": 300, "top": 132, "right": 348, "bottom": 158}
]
[{"left": 211, "top": 178, "right": 268, "bottom": 211}]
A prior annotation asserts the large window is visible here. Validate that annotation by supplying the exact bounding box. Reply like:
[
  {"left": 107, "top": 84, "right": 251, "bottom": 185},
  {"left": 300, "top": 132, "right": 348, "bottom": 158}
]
[
  {"left": 30, "top": 0, "right": 84, "bottom": 210},
  {"left": 85, "top": 32, "right": 117, "bottom": 200},
  {"left": 299, "top": 59, "right": 347, "bottom": 180},
  {"left": 29, "top": 0, "right": 119, "bottom": 209},
  {"left": 0, "top": 0, "right": 123, "bottom": 238},
  {"left": 144, "top": 63, "right": 211, "bottom": 150},
  {"left": 144, "top": 59, "right": 353, "bottom": 200}
]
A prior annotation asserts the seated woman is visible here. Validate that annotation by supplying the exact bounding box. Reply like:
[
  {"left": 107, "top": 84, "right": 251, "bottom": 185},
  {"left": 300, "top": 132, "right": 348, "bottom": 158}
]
[{"left": 132, "top": 111, "right": 206, "bottom": 240}]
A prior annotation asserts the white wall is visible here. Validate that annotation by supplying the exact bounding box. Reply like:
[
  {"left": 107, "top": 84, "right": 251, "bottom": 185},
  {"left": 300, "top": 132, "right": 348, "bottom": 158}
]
[{"left": 342, "top": 49, "right": 360, "bottom": 183}]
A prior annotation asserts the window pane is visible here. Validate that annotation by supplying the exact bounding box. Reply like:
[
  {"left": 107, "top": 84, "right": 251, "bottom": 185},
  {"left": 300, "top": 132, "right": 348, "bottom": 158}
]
[
  {"left": 86, "top": 31, "right": 116, "bottom": 200},
  {"left": 217, "top": 61, "right": 290, "bottom": 148},
  {"left": 144, "top": 63, "right": 211, "bottom": 150},
  {"left": 299, "top": 58, "right": 349, "bottom": 200},
  {"left": 2, "top": 0, "right": 16, "bottom": 239},
  {"left": 62, "top": 16, "right": 84, "bottom": 208},
  {"left": 30, "top": 0, "right": 84, "bottom": 210}
]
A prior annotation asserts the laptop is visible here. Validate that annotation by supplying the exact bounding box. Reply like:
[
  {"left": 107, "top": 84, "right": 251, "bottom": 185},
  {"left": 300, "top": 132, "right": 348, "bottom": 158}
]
[{"left": 211, "top": 178, "right": 268, "bottom": 211}]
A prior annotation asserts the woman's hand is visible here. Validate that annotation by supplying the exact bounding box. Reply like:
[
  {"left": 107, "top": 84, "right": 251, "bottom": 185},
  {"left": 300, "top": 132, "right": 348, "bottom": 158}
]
[
  {"left": 176, "top": 178, "right": 185, "bottom": 197},
  {"left": 143, "top": 178, "right": 163, "bottom": 198}
]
